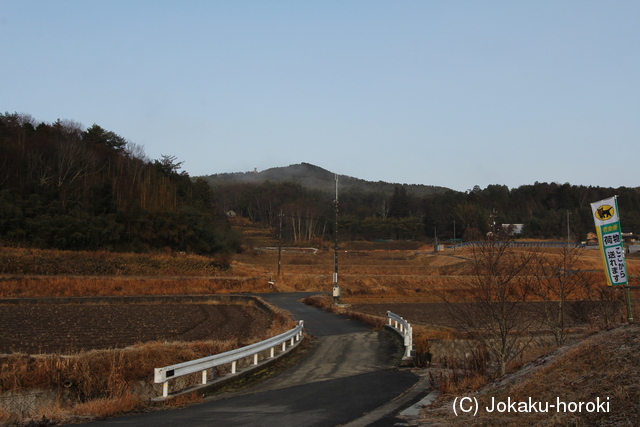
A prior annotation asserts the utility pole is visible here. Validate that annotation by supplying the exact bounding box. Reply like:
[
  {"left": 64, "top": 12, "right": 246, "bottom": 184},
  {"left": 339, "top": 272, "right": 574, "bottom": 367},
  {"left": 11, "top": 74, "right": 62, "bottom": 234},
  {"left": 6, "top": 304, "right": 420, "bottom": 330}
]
[
  {"left": 333, "top": 174, "right": 341, "bottom": 304},
  {"left": 453, "top": 220, "right": 456, "bottom": 252},
  {"left": 566, "top": 210, "right": 571, "bottom": 247},
  {"left": 434, "top": 225, "right": 438, "bottom": 253},
  {"left": 489, "top": 209, "right": 497, "bottom": 234},
  {"left": 277, "top": 209, "right": 284, "bottom": 277}
]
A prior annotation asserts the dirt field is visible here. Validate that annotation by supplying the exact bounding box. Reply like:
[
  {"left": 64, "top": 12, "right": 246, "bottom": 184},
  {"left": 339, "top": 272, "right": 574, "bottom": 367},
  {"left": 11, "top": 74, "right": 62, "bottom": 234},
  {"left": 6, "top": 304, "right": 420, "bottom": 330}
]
[
  {"left": 347, "top": 300, "right": 616, "bottom": 330},
  {"left": 349, "top": 302, "right": 456, "bottom": 328},
  {"left": 0, "top": 303, "right": 271, "bottom": 354}
]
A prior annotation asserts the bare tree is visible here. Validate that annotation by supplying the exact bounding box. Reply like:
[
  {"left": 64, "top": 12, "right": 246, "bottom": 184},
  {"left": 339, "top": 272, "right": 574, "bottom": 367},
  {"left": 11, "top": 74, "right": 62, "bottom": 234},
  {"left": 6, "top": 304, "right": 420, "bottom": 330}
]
[
  {"left": 584, "top": 282, "right": 627, "bottom": 330},
  {"left": 378, "top": 198, "right": 390, "bottom": 220},
  {"left": 442, "top": 235, "right": 540, "bottom": 376},
  {"left": 123, "top": 141, "right": 148, "bottom": 162},
  {"left": 530, "top": 246, "right": 595, "bottom": 345},
  {"left": 54, "top": 123, "right": 99, "bottom": 208}
]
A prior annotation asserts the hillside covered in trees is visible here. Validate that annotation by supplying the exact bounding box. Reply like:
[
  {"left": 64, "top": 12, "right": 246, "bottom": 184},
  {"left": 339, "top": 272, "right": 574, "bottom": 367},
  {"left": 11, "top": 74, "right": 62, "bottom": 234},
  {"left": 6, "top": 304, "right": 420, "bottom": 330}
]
[
  {"left": 2, "top": 112, "right": 639, "bottom": 252},
  {"left": 0, "top": 112, "right": 240, "bottom": 254},
  {"left": 205, "top": 165, "right": 640, "bottom": 244},
  {"left": 201, "top": 162, "right": 450, "bottom": 197}
]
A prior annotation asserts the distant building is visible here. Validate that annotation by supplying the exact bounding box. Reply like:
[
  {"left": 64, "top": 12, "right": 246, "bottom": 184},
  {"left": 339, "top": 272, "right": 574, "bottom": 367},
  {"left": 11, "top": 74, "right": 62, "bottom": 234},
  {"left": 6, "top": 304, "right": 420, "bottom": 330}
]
[
  {"left": 622, "top": 228, "right": 637, "bottom": 243},
  {"left": 501, "top": 224, "right": 524, "bottom": 236}
]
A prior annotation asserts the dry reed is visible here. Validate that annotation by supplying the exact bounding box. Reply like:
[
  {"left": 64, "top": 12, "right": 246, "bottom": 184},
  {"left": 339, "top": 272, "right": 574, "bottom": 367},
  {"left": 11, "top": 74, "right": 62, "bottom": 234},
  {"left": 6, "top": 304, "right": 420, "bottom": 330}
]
[{"left": 0, "top": 303, "right": 295, "bottom": 424}]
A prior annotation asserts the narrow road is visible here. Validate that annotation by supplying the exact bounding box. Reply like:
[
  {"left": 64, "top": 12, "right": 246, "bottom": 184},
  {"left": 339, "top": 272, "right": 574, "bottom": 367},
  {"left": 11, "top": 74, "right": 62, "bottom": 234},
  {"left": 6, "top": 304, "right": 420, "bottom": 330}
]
[{"left": 90, "top": 293, "right": 421, "bottom": 426}]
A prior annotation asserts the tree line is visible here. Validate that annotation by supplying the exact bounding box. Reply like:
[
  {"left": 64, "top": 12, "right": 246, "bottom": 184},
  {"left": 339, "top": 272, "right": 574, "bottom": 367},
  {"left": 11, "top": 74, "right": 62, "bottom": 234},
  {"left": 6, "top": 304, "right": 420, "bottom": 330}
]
[
  {"left": 212, "top": 179, "right": 640, "bottom": 244},
  {"left": 3, "top": 111, "right": 639, "bottom": 252},
  {"left": 0, "top": 112, "right": 240, "bottom": 254}
]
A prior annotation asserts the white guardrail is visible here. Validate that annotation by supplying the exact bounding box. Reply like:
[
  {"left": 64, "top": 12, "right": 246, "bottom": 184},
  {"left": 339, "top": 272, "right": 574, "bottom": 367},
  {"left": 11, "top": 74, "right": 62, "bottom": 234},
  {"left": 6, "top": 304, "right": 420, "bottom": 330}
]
[
  {"left": 253, "top": 247, "right": 319, "bottom": 254},
  {"left": 386, "top": 311, "right": 414, "bottom": 359},
  {"left": 154, "top": 320, "right": 304, "bottom": 398}
]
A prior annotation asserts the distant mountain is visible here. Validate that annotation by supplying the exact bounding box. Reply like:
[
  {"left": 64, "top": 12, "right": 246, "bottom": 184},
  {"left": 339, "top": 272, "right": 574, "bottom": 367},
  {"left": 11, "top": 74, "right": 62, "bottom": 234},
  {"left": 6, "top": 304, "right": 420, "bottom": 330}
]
[{"left": 198, "top": 162, "right": 451, "bottom": 197}]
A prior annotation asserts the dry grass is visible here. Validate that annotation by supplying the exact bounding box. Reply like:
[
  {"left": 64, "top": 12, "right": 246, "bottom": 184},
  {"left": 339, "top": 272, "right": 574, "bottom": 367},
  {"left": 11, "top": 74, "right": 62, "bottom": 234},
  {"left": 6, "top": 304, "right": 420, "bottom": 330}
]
[
  {"left": 4, "top": 244, "right": 638, "bottom": 301},
  {"left": 0, "top": 409, "right": 13, "bottom": 425},
  {"left": 420, "top": 325, "right": 640, "bottom": 426},
  {"left": 438, "top": 370, "right": 488, "bottom": 395},
  {"left": 238, "top": 245, "right": 640, "bottom": 302},
  {"left": 286, "top": 243, "right": 640, "bottom": 426},
  {"left": 0, "top": 298, "right": 295, "bottom": 424},
  {"left": 0, "top": 337, "right": 283, "bottom": 423},
  {"left": 0, "top": 276, "right": 274, "bottom": 298},
  {"left": 2, "top": 240, "right": 639, "bottom": 425},
  {"left": 0, "top": 247, "right": 249, "bottom": 277},
  {"left": 1, "top": 339, "right": 238, "bottom": 394},
  {"left": 301, "top": 294, "right": 335, "bottom": 311},
  {"left": 71, "top": 392, "right": 142, "bottom": 419}
]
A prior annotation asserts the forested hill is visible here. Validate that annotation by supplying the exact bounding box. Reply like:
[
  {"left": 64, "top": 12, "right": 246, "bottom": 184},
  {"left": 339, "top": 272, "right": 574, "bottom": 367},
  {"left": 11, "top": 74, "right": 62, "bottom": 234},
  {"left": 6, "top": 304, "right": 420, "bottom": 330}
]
[
  {"left": 199, "top": 162, "right": 450, "bottom": 197},
  {"left": 3, "top": 112, "right": 640, "bottom": 252},
  {"left": 200, "top": 163, "right": 640, "bottom": 244},
  {"left": 0, "top": 112, "right": 240, "bottom": 255}
]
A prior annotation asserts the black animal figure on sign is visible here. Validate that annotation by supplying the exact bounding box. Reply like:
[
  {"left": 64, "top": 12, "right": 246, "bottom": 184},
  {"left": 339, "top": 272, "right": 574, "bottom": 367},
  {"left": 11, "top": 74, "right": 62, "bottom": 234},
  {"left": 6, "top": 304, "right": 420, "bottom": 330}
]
[{"left": 597, "top": 206, "right": 614, "bottom": 220}]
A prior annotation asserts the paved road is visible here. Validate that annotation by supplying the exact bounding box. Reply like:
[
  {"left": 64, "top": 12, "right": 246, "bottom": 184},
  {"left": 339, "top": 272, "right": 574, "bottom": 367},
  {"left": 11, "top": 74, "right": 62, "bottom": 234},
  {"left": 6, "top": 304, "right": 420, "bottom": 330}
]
[{"left": 89, "top": 293, "right": 421, "bottom": 426}]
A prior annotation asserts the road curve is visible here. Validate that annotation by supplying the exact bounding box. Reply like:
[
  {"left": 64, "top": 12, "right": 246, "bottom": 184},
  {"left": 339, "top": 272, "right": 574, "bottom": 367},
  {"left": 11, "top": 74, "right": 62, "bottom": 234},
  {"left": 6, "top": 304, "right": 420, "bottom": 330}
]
[{"left": 88, "top": 293, "right": 420, "bottom": 427}]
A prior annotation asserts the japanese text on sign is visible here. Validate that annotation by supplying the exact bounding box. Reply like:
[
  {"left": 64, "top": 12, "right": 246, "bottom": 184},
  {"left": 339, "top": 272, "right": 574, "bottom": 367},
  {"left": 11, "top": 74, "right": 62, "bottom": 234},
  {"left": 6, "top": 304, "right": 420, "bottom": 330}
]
[{"left": 606, "top": 246, "right": 627, "bottom": 284}]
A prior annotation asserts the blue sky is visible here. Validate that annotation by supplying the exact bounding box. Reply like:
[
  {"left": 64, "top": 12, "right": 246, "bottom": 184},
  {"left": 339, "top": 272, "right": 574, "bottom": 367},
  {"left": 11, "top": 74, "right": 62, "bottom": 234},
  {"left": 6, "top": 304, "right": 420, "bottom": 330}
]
[{"left": 2, "top": 0, "right": 638, "bottom": 192}]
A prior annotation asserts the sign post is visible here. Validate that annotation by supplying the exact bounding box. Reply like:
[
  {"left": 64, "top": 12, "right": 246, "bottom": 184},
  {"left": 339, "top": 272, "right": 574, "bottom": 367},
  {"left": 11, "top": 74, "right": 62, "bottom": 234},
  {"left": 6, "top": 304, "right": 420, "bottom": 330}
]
[
  {"left": 590, "top": 196, "right": 633, "bottom": 323},
  {"left": 333, "top": 174, "right": 340, "bottom": 305}
]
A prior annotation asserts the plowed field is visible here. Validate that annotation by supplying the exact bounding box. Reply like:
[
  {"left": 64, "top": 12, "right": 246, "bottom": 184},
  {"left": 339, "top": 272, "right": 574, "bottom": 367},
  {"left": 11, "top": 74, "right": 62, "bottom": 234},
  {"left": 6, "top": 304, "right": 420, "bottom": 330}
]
[
  {"left": 348, "top": 301, "right": 596, "bottom": 329},
  {"left": 0, "top": 303, "right": 271, "bottom": 354}
]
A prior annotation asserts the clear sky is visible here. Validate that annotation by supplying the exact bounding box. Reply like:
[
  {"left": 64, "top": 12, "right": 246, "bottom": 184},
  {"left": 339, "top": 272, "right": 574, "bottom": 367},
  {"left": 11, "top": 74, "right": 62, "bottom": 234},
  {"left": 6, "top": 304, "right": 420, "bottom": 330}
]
[{"left": 2, "top": 0, "right": 638, "bottom": 192}]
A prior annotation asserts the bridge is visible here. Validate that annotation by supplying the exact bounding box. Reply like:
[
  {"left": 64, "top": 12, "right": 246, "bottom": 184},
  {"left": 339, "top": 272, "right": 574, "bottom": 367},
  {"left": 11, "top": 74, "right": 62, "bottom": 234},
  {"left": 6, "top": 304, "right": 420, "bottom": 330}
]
[{"left": 86, "top": 293, "right": 433, "bottom": 426}]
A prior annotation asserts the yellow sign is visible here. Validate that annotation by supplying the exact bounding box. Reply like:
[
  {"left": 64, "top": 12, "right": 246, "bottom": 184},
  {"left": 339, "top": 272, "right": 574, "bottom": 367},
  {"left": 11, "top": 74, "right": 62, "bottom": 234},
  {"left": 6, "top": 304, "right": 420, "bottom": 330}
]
[
  {"left": 594, "top": 204, "right": 615, "bottom": 221},
  {"left": 591, "top": 196, "right": 627, "bottom": 286}
]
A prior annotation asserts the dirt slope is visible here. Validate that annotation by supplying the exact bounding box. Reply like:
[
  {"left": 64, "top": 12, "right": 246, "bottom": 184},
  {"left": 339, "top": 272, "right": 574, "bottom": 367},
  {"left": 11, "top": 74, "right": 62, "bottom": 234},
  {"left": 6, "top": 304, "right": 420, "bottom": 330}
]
[{"left": 419, "top": 325, "right": 640, "bottom": 426}]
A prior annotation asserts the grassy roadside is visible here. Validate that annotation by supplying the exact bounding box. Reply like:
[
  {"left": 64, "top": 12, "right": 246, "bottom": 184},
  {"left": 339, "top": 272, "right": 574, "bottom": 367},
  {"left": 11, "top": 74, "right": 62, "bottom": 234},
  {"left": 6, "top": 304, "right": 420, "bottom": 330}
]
[
  {"left": 418, "top": 325, "right": 640, "bottom": 426},
  {"left": 300, "top": 294, "right": 639, "bottom": 426},
  {"left": 0, "top": 295, "right": 295, "bottom": 425}
]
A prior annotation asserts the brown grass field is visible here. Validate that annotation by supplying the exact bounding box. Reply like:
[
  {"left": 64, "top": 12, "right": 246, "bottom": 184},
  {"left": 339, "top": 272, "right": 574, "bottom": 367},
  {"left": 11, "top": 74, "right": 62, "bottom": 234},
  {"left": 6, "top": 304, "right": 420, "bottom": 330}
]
[{"left": 1, "top": 225, "right": 640, "bottom": 425}]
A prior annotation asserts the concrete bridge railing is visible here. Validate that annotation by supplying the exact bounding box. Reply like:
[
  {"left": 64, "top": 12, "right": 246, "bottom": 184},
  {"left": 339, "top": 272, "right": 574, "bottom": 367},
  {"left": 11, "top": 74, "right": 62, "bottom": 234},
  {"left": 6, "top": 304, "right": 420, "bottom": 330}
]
[
  {"left": 154, "top": 320, "right": 304, "bottom": 398},
  {"left": 386, "top": 311, "right": 414, "bottom": 359}
]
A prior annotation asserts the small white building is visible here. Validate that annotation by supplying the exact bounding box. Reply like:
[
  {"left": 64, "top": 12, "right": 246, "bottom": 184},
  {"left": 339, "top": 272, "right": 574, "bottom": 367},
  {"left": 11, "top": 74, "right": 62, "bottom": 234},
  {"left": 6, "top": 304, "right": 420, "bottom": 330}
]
[{"left": 502, "top": 224, "right": 524, "bottom": 235}]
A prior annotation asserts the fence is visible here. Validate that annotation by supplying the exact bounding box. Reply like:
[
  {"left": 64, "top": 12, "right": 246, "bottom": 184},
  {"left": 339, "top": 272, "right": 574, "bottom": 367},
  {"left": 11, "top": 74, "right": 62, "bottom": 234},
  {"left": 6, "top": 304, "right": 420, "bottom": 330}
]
[
  {"left": 386, "top": 311, "right": 414, "bottom": 359},
  {"left": 447, "top": 241, "right": 589, "bottom": 249},
  {"left": 253, "top": 247, "right": 319, "bottom": 254},
  {"left": 154, "top": 320, "right": 304, "bottom": 398}
]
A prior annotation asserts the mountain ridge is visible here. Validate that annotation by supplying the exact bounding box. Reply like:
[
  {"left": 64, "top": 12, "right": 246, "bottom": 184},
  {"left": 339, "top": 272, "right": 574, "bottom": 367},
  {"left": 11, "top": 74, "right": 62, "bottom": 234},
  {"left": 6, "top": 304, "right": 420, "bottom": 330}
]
[{"left": 198, "top": 162, "right": 451, "bottom": 197}]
